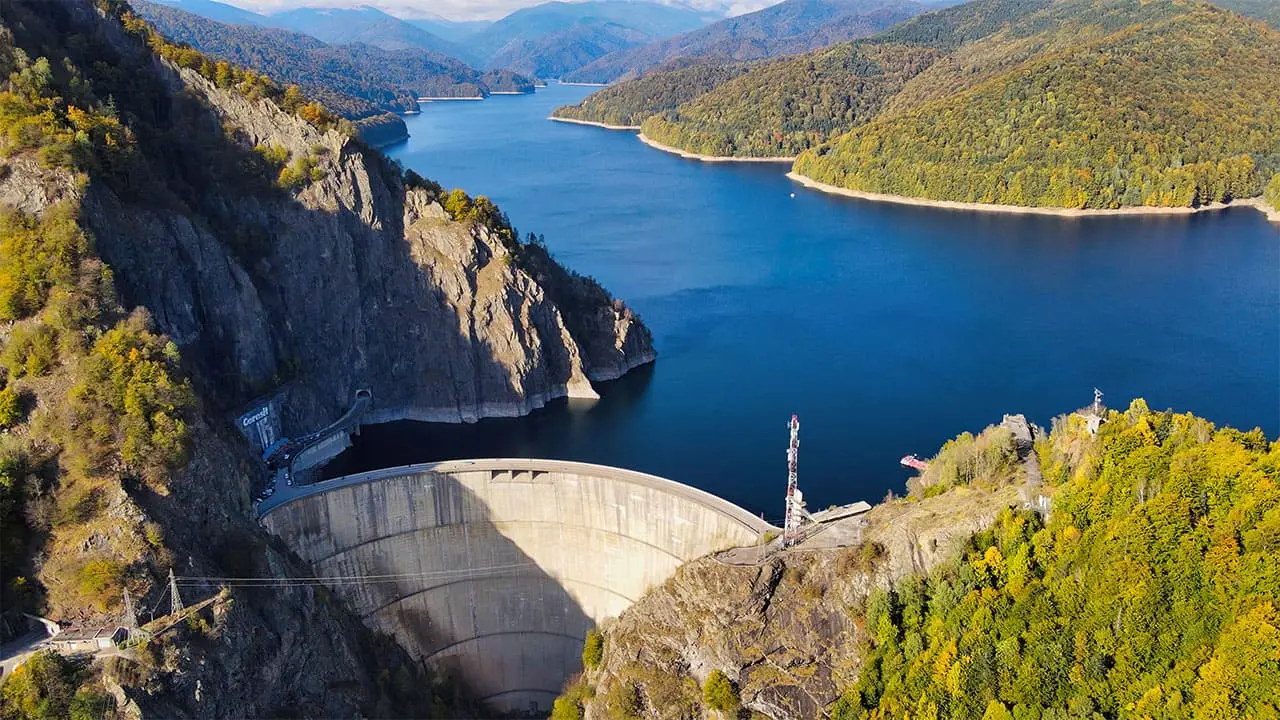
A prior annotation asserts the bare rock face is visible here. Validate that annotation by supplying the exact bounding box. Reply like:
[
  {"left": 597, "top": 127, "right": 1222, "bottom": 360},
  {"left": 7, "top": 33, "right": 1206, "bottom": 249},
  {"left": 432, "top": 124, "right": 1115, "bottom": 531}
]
[
  {"left": 0, "top": 0, "right": 652, "bottom": 715},
  {"left": 76, "top": 64, "right": 653, "bottom": 431},
  {"left": 577, "top": 483, "right": 1022, "bottom": 720}
]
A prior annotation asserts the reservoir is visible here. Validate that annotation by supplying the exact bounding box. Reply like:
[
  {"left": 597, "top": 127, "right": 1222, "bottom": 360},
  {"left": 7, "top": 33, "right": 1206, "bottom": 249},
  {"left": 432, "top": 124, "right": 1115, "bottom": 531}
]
[{"left": 335, "top": 83, "right": 1280, "bottom": 519}]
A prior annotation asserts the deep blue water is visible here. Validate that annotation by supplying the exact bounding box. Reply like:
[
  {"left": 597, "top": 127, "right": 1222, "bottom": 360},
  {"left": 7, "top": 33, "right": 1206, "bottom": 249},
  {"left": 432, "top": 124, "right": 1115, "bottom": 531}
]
[{"left": 338, "top": 83, "right": 1280, "bottom": 520}]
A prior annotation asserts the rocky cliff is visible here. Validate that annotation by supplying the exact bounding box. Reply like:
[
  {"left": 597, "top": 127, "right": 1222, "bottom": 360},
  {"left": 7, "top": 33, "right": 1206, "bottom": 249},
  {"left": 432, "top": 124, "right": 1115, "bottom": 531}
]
[
  {"left": 92, "top": 76, "right": 651, "bottom": 430},
  {"left": 565, "top": 418, "right": 1042, "bottom": 720},
  {"left": 0, "top": 2, "right": 652, "bottom": 433},
  {"left": 0, "top": 0, "right": 650, "bottom": 715}
]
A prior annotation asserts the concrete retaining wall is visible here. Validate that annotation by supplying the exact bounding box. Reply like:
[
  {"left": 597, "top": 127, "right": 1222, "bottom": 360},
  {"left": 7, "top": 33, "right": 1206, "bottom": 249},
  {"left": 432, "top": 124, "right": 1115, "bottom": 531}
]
[{"left": 262, "top": 459, "right": 772, "bottom": 714}]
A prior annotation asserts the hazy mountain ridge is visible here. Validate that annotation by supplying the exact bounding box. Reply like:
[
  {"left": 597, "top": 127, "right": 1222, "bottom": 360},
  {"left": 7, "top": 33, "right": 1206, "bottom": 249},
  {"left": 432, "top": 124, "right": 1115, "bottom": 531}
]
[
  {"left": 561, "top": 0, "right": 927, "bottom": 83},
  {"left": 135, "top": 0, "right": 534, "bottom": 122}
]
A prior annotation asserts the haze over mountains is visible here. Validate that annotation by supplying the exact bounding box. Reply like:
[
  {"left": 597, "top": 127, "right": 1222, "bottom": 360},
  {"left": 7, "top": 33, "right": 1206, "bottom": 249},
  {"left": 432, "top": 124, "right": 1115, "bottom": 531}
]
[
  {"left": 136, "top": 1, "right": 533, "bottom": 115},
  {"left": 562, "top": 0, "right": 930, "bottom": 83},
  {"left": 150, "top": 0, "right": 726, "bottom": 78}
]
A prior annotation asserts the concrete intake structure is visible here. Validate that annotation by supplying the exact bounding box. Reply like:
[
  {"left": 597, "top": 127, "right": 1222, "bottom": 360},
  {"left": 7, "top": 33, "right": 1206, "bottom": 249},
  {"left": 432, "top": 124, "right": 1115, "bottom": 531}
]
[{"left": 261, "top": 459, "right": 774, "bottom": 714}]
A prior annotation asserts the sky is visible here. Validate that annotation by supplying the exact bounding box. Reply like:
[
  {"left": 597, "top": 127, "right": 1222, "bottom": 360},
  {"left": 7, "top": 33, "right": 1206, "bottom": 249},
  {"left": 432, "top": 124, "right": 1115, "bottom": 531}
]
[{"left": 215, "top": 0, "right": 775, "bottom": 21}]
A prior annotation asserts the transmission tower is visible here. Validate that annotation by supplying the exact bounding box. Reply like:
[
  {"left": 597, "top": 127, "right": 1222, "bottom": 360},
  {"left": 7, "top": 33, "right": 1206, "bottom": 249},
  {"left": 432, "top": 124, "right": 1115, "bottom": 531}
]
[
  {"left": 169, "top": 569, "right": 183, "bottom": 615},
  {"left": 782, "top": 414, "right": 810, "bottom": 547},
  {"left": 121, "top": 589, "right": 138, "bottom": 631}
]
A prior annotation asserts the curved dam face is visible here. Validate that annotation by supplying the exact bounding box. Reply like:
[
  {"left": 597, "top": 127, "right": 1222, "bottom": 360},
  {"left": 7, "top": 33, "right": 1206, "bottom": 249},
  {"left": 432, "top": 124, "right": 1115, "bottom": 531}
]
[{"left": 261, "top": 459, "right": 772, "bottom": 714}]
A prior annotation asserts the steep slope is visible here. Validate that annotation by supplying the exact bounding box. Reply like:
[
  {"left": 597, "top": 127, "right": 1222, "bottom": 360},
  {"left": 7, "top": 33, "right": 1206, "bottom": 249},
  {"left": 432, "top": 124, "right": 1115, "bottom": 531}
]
[
  {"left": 561, "top": 0, "right": 925, "bottom": 83},
  {"left": 553, "top": 58, "right": 750, "bottom": 127},
  {"left": 150, "top": 0, "right": 267, "bottom": 25},
  {"left": 630, "top": 0, "right": 1056, "bottom": 157},
  {"left": 793, "top": 3, "right": 1280, "bottom": 208},
  {"left": 466, "top": 1, "right": 714, "bottom": 78},
  {"left": 559, "top": 403, "right": 1279, "bottom": 719},
  {"left": 488, "top": 21, "right": 654, "bottom": 78},
  {"left": 406, "top": 16, "right": 493, "bottom": 43},
  {"left": 262, "top": 5, "right": 467, "bottom": 56},
  {"left": 135, "top": 0, "right": 533, "bottom": 113},
  {"left": 0, "top": 0, "right": 651, "bottom": 715},
  {"left": 1214, "top": 0, "right": 1280, "bottom": 29},
  {"left": 471, "top": 0, "right": 712, "bottom": 56}
]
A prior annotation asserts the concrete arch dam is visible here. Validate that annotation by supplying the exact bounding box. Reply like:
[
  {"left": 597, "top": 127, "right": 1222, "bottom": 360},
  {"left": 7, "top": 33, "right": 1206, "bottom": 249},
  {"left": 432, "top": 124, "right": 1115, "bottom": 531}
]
[{"left": 261, "top": 459, "right": 773, "bottom": 714}]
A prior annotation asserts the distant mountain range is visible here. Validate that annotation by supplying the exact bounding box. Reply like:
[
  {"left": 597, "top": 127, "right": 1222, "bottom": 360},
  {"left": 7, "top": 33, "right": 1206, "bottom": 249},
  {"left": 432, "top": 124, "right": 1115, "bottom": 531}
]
[
  {"left": 464, "top": 1, "right": 716, "bottom": 76},
  {"left": 135, "top": 0, "right": 534, "bottom": 119},
  {"left": 149, "top": 0, "right": 721, "bottom": 80},
  {"left": 561, "top": 0, "right": 928, "bottom": 83}
]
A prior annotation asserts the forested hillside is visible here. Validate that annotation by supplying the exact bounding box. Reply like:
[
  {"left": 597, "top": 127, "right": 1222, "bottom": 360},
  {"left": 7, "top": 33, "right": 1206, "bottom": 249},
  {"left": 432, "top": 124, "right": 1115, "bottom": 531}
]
[
  {"left": 560, "top": 0, "right": 1052, "bottom": 154},
  {"left": 552, "top": 58, "right": 749, "bottom": 127},
  {"left": 559, "top": 400, "right": 1280, "bottom": 719},
  {"left": 638, "top": 41, "right": 942, "bottom": 157},
  {"left": 561, "top": 0, "right": 924, "bottom": 83},
  {"left": 135, "top": 0, "right": 532, "bottom": 116},
  {"left": 567, "top": 0, "right": 1280, "bottom": 208},
  {"left": 835, "top": 401, "right": 1279, "bottom": 717},
  {"left": 794, "top": 4, "right": 1280, "bottom": 208}
]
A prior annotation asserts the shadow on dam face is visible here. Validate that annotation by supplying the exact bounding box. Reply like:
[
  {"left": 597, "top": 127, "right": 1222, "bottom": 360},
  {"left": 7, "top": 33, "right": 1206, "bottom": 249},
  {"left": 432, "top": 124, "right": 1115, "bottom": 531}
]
[{"left": 261, "top": 459, "right": 771, "bottom": 715}]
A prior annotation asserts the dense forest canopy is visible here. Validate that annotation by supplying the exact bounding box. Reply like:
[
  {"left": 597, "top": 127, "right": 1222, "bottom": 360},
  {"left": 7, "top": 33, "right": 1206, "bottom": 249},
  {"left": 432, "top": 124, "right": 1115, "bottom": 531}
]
[
  {"left": 562, "top": 0, "right": 1280, "bottom": 209},
  {"left": 794, "top": 5, "right": 1280, "bottom": 208},
  {"left": 552, "top": 58, "right": 749, "bottom": 127},
  {"left": 835, "top": 400, "right": 1279, "bottom": 718}
]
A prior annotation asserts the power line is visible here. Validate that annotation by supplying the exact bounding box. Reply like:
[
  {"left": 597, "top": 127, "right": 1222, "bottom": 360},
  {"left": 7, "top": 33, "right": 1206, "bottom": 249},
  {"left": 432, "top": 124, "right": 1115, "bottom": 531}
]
[{"left": 172, "top": 562, "right": 539, "bottom": 589}]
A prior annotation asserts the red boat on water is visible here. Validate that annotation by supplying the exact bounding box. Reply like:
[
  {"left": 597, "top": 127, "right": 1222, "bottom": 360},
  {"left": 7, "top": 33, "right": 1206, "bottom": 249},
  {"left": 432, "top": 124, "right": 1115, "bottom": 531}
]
[{"left": 900, "top": 454, "right": 929, "bottom": 472}]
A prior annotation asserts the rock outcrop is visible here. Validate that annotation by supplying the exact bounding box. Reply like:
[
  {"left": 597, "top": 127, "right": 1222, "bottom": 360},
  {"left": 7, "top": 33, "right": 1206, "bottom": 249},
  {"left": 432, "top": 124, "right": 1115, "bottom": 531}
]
[
  {"left": 0, "top": 0, "right": 651, "bottom": 715},
  {"left": 573, "top": 481, "right": 1024, "bottom": 720},
  {"left": 0, "top": 17, "right": 653, "bottom": 432}
]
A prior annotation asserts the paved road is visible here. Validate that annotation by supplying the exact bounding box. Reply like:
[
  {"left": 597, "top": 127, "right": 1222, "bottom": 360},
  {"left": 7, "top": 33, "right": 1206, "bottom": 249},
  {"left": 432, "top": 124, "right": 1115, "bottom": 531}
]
[
  {"left": 0, "top": 630, "right": 47, "bottom": 679},
  {"left": 257, "top": 458, "right": 776, "bottom": 535}
]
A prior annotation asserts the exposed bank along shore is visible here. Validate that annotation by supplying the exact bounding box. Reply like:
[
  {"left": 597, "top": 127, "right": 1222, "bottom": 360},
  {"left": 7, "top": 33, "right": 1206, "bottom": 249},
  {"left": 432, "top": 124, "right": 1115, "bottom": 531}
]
[
  {"left": 787, "top": 172, "right": 1280, "bottom": 221},
  {"left": 548, "top": 116, "right": 641, "bottom": 130},
  {"left": 637, "top": 133, "right": 796, "bottom": 164}
]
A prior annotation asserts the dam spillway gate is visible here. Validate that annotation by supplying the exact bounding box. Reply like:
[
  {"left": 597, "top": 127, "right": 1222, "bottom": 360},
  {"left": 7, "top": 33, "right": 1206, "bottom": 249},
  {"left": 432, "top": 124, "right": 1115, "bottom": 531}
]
[{"left": 260, "top": 459, "right": 773, "bottom": 714}]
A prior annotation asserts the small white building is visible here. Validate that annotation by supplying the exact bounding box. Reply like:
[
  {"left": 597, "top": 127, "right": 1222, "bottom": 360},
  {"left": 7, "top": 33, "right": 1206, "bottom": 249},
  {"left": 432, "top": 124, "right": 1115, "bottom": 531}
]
[{"left": 44, "top": 626, "right": 127, "bottom": 655}]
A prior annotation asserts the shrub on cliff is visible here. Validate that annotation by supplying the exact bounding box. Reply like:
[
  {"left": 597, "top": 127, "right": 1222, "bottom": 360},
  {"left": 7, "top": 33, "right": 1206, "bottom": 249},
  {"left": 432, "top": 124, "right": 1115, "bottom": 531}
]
[
  {"left": 914, "top": 424, "right": 1018, "bottom": 496},
  {"left": 582, "top": 628, "right": 604, "bottom": 669},
  {"left": 702, "top": 670, "right": 739, "bottom": 714},
  {"left": 60, "top": 310, "right": 193, "bottom": 484}
]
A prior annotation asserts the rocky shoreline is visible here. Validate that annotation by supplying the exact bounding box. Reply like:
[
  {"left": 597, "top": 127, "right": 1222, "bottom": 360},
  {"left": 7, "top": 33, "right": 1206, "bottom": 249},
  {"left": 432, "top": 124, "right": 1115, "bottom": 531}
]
[
  {"left": 548, "top": 116, "right": 641, "bottom": 130},
  {"left": 787, "top": 171, "right": 1278, "bottom": 219},
  {"left": 638, "top": 133, "right": 796, "bottom": 163}
]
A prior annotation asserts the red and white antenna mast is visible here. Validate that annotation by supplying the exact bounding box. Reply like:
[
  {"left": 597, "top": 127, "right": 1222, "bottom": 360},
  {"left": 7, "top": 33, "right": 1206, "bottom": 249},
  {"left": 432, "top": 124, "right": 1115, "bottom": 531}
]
[{"left": 782, "top": 414, "right": 808, "bottom": 547}]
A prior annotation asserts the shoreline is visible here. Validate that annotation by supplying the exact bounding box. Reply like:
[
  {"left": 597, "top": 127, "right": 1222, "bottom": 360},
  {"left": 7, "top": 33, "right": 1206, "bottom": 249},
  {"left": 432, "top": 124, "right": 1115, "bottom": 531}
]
[
  {"left": 558, "top": 81, "right": 608, "bottom": 87},
  {"left": 548, "top": 116, "right": 641, "bottom": 131},
  {"left": 637, "top": 133, "right": 796, "bottom": 164},
  {"left": 787, "top": 172, "right": 1279, "bottom": 220},
  {"left": 417, "top": 96, "right": 484, "bottom": 102}
]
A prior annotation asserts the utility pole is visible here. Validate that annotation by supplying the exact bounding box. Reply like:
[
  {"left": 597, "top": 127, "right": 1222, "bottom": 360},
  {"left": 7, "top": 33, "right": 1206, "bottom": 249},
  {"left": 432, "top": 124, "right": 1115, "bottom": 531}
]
[
  {"left": 169, "top": 569, "right": 183, "bottom": 615},
  {"left": 782, "top": 414, "right": 809, "bottom": 547}
]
